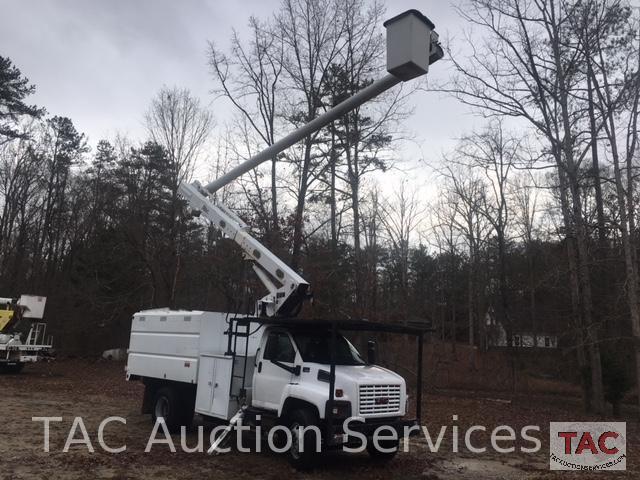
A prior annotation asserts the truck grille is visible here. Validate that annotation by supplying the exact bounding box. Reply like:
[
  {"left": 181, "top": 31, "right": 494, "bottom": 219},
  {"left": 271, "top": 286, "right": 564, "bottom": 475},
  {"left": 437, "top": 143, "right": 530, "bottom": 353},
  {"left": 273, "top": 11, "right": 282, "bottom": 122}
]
[{"left": 358, "top": 384, "right": 401, "bottom": 415}]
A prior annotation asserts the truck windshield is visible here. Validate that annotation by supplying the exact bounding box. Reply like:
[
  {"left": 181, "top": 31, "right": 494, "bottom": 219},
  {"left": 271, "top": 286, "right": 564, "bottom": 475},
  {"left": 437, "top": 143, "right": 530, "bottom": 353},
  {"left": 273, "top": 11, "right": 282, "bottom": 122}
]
[{"left": 292, "top": 331, "right": 365, "bottom": 366}]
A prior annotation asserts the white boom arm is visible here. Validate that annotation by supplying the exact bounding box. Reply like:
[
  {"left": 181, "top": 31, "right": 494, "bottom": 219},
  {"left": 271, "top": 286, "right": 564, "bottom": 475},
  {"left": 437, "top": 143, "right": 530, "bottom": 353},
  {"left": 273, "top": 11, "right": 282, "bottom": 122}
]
[
  {"left": 179, "top": 181, "right": 309, "bottom": 317},
  {"left": 179, "top": 10, "right": 442, "bottom": 317}
]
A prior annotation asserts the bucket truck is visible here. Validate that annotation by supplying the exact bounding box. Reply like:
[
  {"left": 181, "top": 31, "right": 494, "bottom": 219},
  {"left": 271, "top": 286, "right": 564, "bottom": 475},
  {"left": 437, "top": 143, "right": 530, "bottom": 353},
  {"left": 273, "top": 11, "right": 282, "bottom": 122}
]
[
  {"left": 0, "top": 295, "right": 52, "bottom": 372},
  {"left": 126, "top": 9, "right": 441, "bottom": 468}
]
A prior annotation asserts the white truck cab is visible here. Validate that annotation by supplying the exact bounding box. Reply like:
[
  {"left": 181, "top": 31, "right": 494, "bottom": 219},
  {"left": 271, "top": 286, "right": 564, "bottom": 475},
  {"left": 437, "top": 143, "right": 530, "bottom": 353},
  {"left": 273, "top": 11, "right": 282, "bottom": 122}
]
[{"left": 252, "top": 327, "right": 406, "bottom": 419}]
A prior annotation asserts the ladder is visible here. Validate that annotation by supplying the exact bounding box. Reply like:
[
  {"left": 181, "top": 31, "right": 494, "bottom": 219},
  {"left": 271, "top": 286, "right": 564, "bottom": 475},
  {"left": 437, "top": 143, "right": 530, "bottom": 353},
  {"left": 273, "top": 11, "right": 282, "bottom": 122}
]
[
  {"left": 26, "top": 323, "right": 46, "bottom": 345},
  {"left": 229, "top": 318, "right": 251, "bottom": 403}
]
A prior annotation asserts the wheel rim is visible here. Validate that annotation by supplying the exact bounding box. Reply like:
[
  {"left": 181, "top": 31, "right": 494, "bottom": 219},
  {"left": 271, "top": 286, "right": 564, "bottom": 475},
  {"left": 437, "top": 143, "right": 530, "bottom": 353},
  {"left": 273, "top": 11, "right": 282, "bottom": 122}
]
[
  {"left": 290, "top": 422, "right": 301, "bottom": 459},
  {"left": 155, "top": 396, "right": 169, "bottom": 420}
]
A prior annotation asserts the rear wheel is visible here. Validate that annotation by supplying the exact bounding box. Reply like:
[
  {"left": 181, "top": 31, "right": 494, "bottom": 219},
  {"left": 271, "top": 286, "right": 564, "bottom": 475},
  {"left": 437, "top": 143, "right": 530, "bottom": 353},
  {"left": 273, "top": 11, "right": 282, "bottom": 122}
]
[
  {"left": 288, "top": 408, "right": 321, "bottom": 470},
  {"left": 151, "top": 386, "right": 193, "bottom": 433},
  {"left": 367, "top": 438, "right": 399, "bottom": 462}
]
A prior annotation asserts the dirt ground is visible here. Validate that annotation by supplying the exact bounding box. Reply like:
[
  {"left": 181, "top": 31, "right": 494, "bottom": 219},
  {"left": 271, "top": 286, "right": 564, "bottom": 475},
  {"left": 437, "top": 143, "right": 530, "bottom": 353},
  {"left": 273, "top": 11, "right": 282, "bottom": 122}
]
[{"left": 0, "top": 359, "right": 637, "bottom": 480}]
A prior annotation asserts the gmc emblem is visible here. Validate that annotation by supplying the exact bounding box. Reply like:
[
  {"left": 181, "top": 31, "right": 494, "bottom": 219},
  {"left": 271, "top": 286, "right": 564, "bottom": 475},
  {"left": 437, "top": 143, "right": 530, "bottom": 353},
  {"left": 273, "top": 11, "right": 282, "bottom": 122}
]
[{"left": 375, "top": 397, "right": 389, "bottom": 405}]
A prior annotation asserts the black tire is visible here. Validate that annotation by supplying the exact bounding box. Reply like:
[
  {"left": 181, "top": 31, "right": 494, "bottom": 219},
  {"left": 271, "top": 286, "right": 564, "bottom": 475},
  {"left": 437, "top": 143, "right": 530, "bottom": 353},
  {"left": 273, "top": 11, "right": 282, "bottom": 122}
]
[
  {"left": 180, "top": 389, "right": 196, "bottom": 430},
  {"left": 287, "top": 408, "right": 321, "bottom": 470},
  {"left": 0, "top": 363, "right": 24, "bottom": 374},
  {"left": 151, "top": 386, "right": 192, "bottom": 433},
  {"left": 367, "top": 437, "right": 399, "bottom": 461}
]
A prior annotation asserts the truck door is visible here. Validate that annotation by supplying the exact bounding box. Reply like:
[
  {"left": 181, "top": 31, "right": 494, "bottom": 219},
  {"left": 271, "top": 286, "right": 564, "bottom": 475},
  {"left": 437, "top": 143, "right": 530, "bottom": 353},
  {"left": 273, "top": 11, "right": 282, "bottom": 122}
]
[{"left": 252, "top": 330, "right": 296, "bottom": 411}]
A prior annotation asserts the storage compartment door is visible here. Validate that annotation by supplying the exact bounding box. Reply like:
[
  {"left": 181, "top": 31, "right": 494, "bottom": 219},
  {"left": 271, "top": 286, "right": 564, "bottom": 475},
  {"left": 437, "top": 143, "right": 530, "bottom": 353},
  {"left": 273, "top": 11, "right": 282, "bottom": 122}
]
[
  {"left": 195, "top": 355, "right": 233, "bottom": 419},
  {"left": 195, "top": 356, "right": 215, "bottom": 414},
  {"left": 210, "top": 356, "right": 232, "bottom": 418}
]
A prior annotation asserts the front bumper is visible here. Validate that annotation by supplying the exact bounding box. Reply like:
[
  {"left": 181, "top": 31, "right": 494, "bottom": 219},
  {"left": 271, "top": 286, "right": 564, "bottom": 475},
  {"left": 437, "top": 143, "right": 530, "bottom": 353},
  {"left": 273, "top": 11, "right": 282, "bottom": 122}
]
[
  {"left": 339, "top": 417, "right": 419, "bottom": 436},
  {"left": 1, "top": 343, "right": 51, "bottom": 363},
  {"left": 325, "top": 417, "right": 419, "bottom": 446}
]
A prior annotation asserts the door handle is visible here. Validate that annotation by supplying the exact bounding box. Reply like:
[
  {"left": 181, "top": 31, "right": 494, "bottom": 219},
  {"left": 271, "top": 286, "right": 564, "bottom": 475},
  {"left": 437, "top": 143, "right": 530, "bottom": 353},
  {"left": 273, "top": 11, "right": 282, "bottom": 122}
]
[{"left": 258, "top": 361, "right": 262, "bottom": 373}]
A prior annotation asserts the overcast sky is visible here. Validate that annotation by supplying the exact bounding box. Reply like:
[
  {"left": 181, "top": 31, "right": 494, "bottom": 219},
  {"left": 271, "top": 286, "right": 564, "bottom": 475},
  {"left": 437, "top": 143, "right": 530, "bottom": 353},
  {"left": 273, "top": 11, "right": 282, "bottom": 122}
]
[{"left": 0, "top": 0, "right": 479, "bottom": 185}]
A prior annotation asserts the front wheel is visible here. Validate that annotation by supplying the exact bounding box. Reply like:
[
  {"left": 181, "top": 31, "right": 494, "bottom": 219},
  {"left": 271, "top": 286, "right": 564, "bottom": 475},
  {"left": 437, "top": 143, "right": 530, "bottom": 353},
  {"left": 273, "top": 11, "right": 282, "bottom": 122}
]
[
  {"left": 367, "top": 438, "right": 399, "bottom": 462},
  {"left": 288, "top": 409, "right": 321, "bottom": 470}
]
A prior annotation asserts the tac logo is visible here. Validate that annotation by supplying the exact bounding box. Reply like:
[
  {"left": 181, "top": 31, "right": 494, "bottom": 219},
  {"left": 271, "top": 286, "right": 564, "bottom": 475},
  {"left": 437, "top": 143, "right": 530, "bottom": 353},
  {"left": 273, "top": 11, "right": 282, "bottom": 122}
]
[{"left": 550, "top": 422, "right": 626, "bottom": 471}]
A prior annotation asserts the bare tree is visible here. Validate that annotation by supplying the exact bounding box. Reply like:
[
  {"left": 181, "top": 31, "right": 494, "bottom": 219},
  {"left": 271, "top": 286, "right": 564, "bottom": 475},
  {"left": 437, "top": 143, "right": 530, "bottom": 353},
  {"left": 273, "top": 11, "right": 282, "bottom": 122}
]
[
  {"left": 208, "top": 17, "right": 284, "bottom": 236},
  {"left": 33, "top": 117, "right": 88, "bottom": 286},
  {"left": 360, "top": 187, "right": 382, "bottom": 317},
  {"left": 323, "top": 0, "right": 412, "bottom": 313},
  {"left": 431, "top": 189, "right": 465, "bottom": 347},
  {"left": 145, "top": 86, "right": 213, "bottom": 187},
  {"left": 573, "top": 0, "right": 640, "bottom": 412},
  {"left": 0, "top": 131, "right": 40, "bottom": 290},
  {"left": 441, "top": 163, "right": 491, "bottom": 346},
  {"left": 144, "top": 87, "right": 213, "bottom": 306},
  {"left": 275, "top": 0, "right": 347, "bottom": 268},
  {"left": 379, "top": 180, "right": 424, "bottom": 321},
  {"left": 512, "top": 172, "right": 543, "bottom": 345},
  {"left": 456, "top": 120, "right": 518, "bottom": 349},
  {"left": 443, "top": 0, "right": 606, "bottom": 413}
]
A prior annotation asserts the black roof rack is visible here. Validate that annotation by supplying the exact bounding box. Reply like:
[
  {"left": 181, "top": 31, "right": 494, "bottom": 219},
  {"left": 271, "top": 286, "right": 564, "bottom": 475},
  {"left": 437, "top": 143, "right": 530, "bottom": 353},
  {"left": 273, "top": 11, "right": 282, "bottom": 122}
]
[
  {"left": 228, "top": 314, "right": 430, "bottom": 440},
  {"left": 236, "top": 316, "right": 432, "bottom": 336}
]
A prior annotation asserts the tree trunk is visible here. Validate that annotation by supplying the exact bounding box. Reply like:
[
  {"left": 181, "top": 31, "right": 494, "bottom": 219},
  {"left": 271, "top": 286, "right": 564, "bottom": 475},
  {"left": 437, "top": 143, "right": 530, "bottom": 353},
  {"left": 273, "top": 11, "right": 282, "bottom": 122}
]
[
  {"left": 290, "top": 138, "right": 312, "bottom": 269},
  {"left": 329, "top": 129, "right": 337, "bottom": 253},
  {"left": 271, "top": 156, "right": 278, "bottom": 234},
  {"left": 571, "top": 159, "right": 604, "bottom": 414},
  {"left": 549, "top": 5, "right": 605, "bottom": 412},
  {"left": 609, "top": 116, "right": 640, "bottom": 415},
  {"left": 529, "top": 253, "right": 536, "bottom": 347},
  {"left": 468, "top": 256, "right": 475, "bottom": 346},
  {"left": 351, "top": 176, "right": 362, "bottom": 315},
  {"left": 557, "top": 162, "right": 592, "bottom": 411},
  {"left": 586, "top": 63, "right": 606, "bottom": 248}
]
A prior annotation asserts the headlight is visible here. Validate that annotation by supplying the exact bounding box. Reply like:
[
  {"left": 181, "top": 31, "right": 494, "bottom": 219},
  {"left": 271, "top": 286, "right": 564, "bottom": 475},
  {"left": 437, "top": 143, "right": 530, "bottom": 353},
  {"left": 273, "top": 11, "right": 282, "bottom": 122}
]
[{"left": 326, "top": 400, "right": 352, "bottom": 419}]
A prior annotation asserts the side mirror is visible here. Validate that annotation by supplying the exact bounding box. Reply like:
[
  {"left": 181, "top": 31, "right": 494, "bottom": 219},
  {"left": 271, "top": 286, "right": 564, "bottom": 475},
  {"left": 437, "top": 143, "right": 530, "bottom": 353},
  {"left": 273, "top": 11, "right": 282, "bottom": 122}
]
[
  {"left": 271, "top": 359, "right": 301, "bottom": 376},
  {"left": 367, "top": 340, "right": 377, "bottom": 365}
]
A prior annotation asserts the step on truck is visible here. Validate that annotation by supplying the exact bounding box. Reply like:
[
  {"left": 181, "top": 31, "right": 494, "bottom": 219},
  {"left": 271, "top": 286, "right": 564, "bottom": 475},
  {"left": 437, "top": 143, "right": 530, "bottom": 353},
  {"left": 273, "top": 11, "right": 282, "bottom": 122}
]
[{"left": 126, "top": 9, "right": 441, "bottom": 469}]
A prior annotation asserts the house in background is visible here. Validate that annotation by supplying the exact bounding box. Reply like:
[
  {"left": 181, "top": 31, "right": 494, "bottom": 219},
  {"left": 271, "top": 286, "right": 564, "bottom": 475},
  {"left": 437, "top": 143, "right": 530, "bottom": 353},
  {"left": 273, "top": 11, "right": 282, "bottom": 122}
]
[
  {"left": 512, "top": 331, "right": 558, "bottom": 348},
  {"left": 485, "top": 307, "right": 558, "bottom": 348}
]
